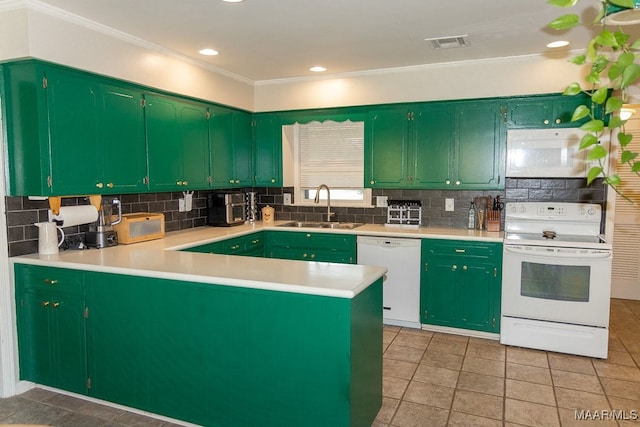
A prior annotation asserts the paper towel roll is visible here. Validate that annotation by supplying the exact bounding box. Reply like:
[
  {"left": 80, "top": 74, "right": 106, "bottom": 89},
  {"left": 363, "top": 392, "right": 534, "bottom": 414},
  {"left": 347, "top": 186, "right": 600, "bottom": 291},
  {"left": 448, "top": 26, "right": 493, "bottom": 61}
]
[{"left": 48, "top": 205, "right": 99, "bottom": 227}]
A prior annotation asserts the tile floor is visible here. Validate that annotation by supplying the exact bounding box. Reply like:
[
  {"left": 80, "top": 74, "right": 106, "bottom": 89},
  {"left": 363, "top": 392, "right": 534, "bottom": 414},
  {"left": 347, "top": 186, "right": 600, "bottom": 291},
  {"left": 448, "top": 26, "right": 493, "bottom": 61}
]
[{"left": 1, "top": 298, "right": 639, "bottom": 426}]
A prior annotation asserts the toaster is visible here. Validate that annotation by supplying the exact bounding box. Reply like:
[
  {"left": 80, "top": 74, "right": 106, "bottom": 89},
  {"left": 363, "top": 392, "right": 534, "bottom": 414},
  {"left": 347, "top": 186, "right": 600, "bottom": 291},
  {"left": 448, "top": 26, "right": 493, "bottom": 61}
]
[{"left": 113, "top": 213, "right": 165, "bottom": 244}]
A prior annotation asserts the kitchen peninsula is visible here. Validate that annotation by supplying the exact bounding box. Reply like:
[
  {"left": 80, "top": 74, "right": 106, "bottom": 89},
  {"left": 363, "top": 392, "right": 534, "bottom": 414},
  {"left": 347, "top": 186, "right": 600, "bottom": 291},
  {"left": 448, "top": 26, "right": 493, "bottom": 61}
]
[{"left": 11, "top": 223, "right": 387, "bottom": 427}]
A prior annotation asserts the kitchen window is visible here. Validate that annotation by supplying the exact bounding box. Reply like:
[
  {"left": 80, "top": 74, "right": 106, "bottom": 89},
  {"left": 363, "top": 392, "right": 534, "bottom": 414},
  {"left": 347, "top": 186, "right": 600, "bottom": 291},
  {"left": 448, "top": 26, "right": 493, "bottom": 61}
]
[{"left": 282, "top": 120, "right": 372, "bottom": 207}]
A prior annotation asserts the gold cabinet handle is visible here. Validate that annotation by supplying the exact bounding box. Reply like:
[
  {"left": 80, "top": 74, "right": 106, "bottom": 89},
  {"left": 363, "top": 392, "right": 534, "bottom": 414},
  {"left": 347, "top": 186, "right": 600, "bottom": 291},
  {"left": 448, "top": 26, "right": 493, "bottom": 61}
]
[
  {"left": 251, "top": 239, "right": 260, "bottom": 244},
  {"left": 445, "top": 179, "right": 451, "bottom": 185},
  {"left": 183, "top": 181, "right": 188, "bottom": 186},
  {"left": 310, "top": 254, "right": 316, "bottom": 259},
  {"left": 306, "top": 233, "right": 311, "bottom": 238},
  {"left": 106, "top": 182, "right": 114, "bottom": 188},
  {"left": 96, "top": 182, "right": 104, "bottom": 189},
  {"left": 41, "top": 301, "right": 50, "bottom": 307},
  {"left": 271, "top": 178, "right": 276, "bottom": 183},
  {"left": 177, "top": 181, "right": 183, "bottom": 186},
  {"left": 43, "top": 279, "right": 58, "bottom": 285},
  {"left": 543, "top": 119, "right": 550, "bottom": 125},
  {"left": 229, "top": 179, "right": 235, "bottom": 184},
  {"left": 52, "top": 302, "right": 60, "bottom": 308},
  {"left": 451, "top": 265, "right": 458, "bottom": 271},
  {"left": 455, "top": 249, "right": 466, "bottom": 253},
  {"left": 235, "top": 180, "right": 240, "bottom": 184},
  {"left": 303, "top": 253, "right": 308, "bottom": 258},
  {"left": 463, "top": 265, "right": 468, "bottom": 271},
  {"left": 455, "top": 180, "right": 461, "bottom": 186},
  {"left": 370, "top": 180, "right": 375, "bottom": 185},
  {"left": 555, "top": 118, "right": 561, "bottom": 124},
  {"left": 231, "top": 244, "right": 240, "bottom": 250}
]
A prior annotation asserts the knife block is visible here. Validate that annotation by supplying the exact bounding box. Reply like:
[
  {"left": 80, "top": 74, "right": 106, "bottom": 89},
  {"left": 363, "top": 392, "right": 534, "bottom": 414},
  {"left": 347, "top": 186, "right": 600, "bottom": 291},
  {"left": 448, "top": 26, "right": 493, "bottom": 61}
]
[{"left": 487, "top": 209, "right": 501, "bottom": 232}]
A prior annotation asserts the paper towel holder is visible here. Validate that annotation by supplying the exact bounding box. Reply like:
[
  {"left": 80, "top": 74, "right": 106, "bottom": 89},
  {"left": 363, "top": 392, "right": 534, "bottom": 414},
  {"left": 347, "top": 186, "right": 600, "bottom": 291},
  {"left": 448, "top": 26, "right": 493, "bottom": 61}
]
[{"left": 48, "top": 195, "right": 102, "bottom": 216}]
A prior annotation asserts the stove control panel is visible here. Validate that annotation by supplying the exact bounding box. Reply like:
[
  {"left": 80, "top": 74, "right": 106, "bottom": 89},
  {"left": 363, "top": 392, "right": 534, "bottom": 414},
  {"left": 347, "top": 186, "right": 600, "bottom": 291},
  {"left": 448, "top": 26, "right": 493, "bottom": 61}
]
[{"left": 506, "top": 202, "right": 601, "bottom": 222}]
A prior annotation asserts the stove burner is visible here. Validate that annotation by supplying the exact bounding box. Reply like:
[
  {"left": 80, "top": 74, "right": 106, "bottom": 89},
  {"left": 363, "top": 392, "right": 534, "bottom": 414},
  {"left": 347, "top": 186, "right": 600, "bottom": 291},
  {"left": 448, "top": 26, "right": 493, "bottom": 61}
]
[{"left": 542, "top": 230, "right": 557, "bottom": 240}]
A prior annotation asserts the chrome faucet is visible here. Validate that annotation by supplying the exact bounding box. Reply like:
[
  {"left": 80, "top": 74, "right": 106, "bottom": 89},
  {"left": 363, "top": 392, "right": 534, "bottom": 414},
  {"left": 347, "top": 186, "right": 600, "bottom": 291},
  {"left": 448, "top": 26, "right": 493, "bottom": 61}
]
[{"left": 314, "top": 184, "right": 334, "bottom": 222}]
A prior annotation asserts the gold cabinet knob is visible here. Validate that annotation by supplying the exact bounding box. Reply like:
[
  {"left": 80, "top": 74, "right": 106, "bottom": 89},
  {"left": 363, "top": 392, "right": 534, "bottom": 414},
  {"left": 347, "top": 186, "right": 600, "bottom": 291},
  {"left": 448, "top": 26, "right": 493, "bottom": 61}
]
[
  {"left": 445, "top": 179, "right": 451, "bottom": 185},
  {"left": 52, "top": 302, "right": 60, "bottom": 308},
  {"left": 555, "top": 118, "right": 561, "bottom": 124},
  {"left": 455, "top": 180, "right": 461, "bottom": 186},
  {"left": 43, "top": 279, "right": 58, "bottom": 285},
  {"left": 370, "top": 180, "right": 375, "bottom": 185},
  {"left": 543, "top": 119, "right": 550, "bottom": 125},
  {"left": 463, "top": 265, "right": 468, "bottom": 271},
  {"left": 183, "top": 181, "right": 188, "bottom": 186},
  {"left": 251, "top": 239, "right": 260, "bottom": 244},
  {"left": 306, "top": 233, "right": 311, "bottom": 238},
  {"left": 229, "top": 179, "right": 235, "bottom": 184},
  {"left": 177, "top": 181, "right": 183, "bottom": 186},
  {"left": 310, "top": 254, "right": 316, "bottom": 259},
  {"left": 271, "top": 178, "right": 276, "bottom": 183},
  {"left": 235, "top": 180, "right": 240, "bottom": 184},
  {"left": 96, "top": 182, "right": 104, "bottom": 189},
  {"left": 106, "top": 182, "right": 114, "bottom": 188},
  {"left": 303, "top": 253, "right": 308, "bottom": 258},
  {"left": 452, "top": 265, "right": 458, "bottom": 271},
  {"left": 41, "top": 301, "right": 50, "bottom": 307}
]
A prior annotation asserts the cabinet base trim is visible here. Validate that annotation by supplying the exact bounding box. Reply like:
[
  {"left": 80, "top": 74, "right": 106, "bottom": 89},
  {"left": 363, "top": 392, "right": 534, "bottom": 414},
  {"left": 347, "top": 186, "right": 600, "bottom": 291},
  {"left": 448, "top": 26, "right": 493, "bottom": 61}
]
[
  {"left": 384, "top": 318, "right": 421, "bottom": 329},
  {"left": 421, "top": 324, "right": 499, "bottom": 340}
]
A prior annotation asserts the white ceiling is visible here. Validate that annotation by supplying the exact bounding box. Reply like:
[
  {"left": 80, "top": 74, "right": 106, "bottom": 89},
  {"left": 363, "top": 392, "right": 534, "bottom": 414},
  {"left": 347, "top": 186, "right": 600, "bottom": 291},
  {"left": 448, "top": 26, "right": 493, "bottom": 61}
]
[{"left": 31, "top": 0, "right": 622, "bottom": 82}]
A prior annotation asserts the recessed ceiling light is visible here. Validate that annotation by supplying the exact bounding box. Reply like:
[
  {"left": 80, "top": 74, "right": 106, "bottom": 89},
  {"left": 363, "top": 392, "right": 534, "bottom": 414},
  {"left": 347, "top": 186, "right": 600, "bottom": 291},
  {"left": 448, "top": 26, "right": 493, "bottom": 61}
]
[
  {"left": 547, "top": 40, "right": 570, "bottom": 48},
  {"left": 199, "top": 48, "right": 219, "bottom": 56},
  {"left": 310, "top": 66, "right": 327, "bottom": 72}
]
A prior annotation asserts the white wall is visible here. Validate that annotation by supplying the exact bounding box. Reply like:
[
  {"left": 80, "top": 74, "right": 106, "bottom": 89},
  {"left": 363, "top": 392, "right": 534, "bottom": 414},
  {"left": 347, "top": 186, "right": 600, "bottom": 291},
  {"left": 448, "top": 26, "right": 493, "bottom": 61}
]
[{"left": 254, "top": 52, "right": 590, "bottom": 112}]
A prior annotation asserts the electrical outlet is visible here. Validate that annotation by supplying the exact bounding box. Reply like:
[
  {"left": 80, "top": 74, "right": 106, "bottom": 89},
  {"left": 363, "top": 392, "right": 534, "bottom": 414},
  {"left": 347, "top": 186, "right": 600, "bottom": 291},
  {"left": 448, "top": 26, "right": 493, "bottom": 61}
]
[
  {"left": 283, "top": 193, "right": 292, "bottom": 205},
  {"left": 178, "top": 198, "right": 186, "bottom": 212},
  {"left": 445, "top": 198, "right": 454, "bottom": 212},
  {"left": 376, "top": 196, "right": 388, "bottom": 208}
]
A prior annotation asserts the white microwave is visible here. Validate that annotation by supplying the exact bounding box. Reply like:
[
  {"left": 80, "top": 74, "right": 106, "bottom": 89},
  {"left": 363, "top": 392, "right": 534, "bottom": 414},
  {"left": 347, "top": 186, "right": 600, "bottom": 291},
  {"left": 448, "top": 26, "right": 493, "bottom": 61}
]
[{"left": 506, "top": 128, "right": 609, "bottom": 178}]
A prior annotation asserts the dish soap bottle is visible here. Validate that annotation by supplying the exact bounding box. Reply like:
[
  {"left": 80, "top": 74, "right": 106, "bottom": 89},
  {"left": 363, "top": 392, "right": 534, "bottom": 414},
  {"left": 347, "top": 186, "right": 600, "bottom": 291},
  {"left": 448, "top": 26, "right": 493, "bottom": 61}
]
[{"left": 468, "top": 201, "right": 475, "bottom": 229}]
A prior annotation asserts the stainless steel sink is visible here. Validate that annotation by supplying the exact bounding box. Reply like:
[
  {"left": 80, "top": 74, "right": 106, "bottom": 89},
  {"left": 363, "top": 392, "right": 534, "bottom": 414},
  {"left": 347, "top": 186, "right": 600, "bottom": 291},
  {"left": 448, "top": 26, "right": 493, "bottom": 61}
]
[{"left": 277, "top": 221, "right": 364, "bottom": 230}]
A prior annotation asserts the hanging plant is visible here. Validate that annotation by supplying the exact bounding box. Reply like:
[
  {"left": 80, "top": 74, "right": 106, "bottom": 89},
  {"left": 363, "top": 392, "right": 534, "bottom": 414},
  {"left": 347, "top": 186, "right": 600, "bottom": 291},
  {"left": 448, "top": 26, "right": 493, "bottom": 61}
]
[{"left": 548, "top": 0, "right": 640, "bottom": 197}]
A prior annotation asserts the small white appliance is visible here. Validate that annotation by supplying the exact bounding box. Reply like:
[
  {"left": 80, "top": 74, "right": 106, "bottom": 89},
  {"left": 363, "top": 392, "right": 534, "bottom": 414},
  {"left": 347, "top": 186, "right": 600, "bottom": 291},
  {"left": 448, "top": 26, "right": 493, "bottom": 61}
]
[
  {"left": 506, "top": 128, "right": 609, "bottom": 178},
  {"left": 500, "top": 202, "right": 612, "bottom": 359},
  {"left": 357, "top": 236, "right": 421, "bottom": 328}
]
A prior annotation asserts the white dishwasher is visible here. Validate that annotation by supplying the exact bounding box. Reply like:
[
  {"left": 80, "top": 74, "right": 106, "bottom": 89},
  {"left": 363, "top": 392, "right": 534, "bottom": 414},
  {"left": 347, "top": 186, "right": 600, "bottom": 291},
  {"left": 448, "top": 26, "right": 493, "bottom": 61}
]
[{"left": 357, "top": 236, "right": 421, "bottom": 328}]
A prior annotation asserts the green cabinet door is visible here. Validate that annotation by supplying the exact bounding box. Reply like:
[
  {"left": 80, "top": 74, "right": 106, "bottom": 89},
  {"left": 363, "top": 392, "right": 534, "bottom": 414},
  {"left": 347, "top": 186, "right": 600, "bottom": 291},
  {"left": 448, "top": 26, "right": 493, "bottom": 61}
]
[
  {"left": 209, "top": 105, "right": 235, "bottom": 188},
  {"left": 233, "top": 111, "right": 254, "bottom": 187},
  {"left": 454, "top": 100, "right": 505, "bottom": 189},
  {"left": 14, "top": 265, "right": 87, "bottom": 395},
  {"left": 420, "top": 239, "right": 502, "bottom": 333},
  {"left": 99, "top": 84, "right": 147, "bottom": 193},
  {"left": 254, "top": 114, "right": 282, "bottom": 186},
  {"left": 265, "top": 231, "right": 357, "bottom": 264},
  {"left": 412, "top": 103, "right": 454, "bottom": 187},
  {"left": 45, "top": 67, "right": 101, "bottom": 195},
  {"left": 366, "top": 106, "right": 408, "bottom": 187},
  {"left": 146, "top": 94, "right": 209, "bottom": 191}
]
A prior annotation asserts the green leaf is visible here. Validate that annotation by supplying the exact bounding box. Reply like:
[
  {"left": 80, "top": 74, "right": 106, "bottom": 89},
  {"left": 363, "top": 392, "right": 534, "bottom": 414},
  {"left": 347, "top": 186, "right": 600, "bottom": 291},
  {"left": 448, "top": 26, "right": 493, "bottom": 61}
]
[
  {"left": 569, "top": 55, "right": 586, "bottom": 65},
  {"left": 563, "top": 83, "right": 582, "bottom": 95},
  {"left": 587, "top": 39, "right": 599, "bottom": 62},
  {"left": 547, "top": 0, "right": 578, "bottom": 6},
  {"left": 572, "top": 105, "right": 591, "bottom": 121},
  {"left": 595, "top": 29, "right": 619, "bottom": 47},
  {"left": 549, "top": 14, "right": 580, "bottom": 30},
  {"left": 631, "top": 38, "right": 640, "bottom": 50},
  {"left": 621, "top": 149, "right": 639, "bottom": 163},
  {"left": 608, "top": 63, "right": 625, "bottom": 81},
  {"left": 611, "top": 0, "right": 636, "bottom": 8},
  {"left": 587, "top": 145, "right": 608, "bottom": 161},
  {"left": 608, "top": 116, "right": 626, "bottom": 129},
  {"left": 579, "top": 133, "right": 599, "bottom": 149},
  {"left": 614, "top": 30, "right": 631, "bottom": 47},
  {"left": 605, "top": 174, "right": 622, "bottom": 186},
  {"left": 580, "top": 119, "right": 605, "bottom": 132},
  {"left": 587, "top": 166, "right": 604, "bottom": 184},
  {"left": 621, "top": 63, "right": 640, "bottom": 88},
  {"left": 633, "top": 161, "right": 640, "bottom": 172},
  {"left": 586, "top": 71, "right": 601, "bottom": 84},
  {"left": 618, "top": 132, "right": 633, "bottom": 147},
  {"left": 591, "top": 87, "right": 609, "bottom": 104},
  {"left": 592, "top": 55, "right": 610, "bottom": 73},
  {"left": 617, "top": 51, "right": 635, "bottom": 67},
  {"left": 605, "top": 96, "right": 623, "bottom": 114}
]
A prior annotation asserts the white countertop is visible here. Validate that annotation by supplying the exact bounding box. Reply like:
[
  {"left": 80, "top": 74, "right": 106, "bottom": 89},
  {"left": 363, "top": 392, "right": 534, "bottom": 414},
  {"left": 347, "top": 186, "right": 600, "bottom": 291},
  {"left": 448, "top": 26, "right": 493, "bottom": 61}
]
[{"left": 11, "top": 221, "right": 503, "bottom": 299}]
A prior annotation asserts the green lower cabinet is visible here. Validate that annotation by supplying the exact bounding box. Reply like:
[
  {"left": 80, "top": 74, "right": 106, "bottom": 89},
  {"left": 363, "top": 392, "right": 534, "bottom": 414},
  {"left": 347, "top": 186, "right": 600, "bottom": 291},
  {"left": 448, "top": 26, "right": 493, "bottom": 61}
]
[
  {"left": 182, "top": 232, "right": 264, "bottom": 256},
  {"left": 420, "top": 239, "right": 502, "bottom": 333},
  {"left": 265, "top": 231, "right": 357, "bottom": 264},
  {"left": 14, "top": 265, "right": 87, "bottom": 395}
]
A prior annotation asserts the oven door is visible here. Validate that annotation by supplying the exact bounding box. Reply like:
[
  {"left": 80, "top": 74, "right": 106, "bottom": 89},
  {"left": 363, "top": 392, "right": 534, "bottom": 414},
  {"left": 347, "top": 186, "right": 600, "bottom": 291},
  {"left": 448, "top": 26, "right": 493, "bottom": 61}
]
[{"left": 502, "top": 244, "right": 612, "bottom": 327}]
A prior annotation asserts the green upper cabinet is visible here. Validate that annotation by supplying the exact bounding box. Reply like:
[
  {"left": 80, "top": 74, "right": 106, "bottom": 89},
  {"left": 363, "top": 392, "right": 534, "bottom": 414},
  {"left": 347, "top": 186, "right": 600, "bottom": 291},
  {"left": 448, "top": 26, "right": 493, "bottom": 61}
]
[
  {"left": 366, "top": 100, "right": 504, "bottom": 190},
  {"left": 146, "top": 94, "right": 210, "bottom": 191},
  {"left": 506, "top": 92, "right": 595, "bottom": 129},
  {"left": 209, "top": 106, "right": 253, "bottom": 188},
  {"left": 1, "top": 61, "right": 147, "bottom": 196},
  {"left": 453, "top": 99, "right": 505, "bottom": 189},
  {"left": 253, "top": 113, "right": 282, "bottom": 187}
]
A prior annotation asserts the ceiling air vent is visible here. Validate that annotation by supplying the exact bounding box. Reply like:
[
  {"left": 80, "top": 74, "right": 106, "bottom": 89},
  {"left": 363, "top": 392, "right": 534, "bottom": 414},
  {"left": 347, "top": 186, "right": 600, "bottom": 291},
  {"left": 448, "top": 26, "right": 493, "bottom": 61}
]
[{"left": 426, "top": 35, "right": 470, "bottom": 49}]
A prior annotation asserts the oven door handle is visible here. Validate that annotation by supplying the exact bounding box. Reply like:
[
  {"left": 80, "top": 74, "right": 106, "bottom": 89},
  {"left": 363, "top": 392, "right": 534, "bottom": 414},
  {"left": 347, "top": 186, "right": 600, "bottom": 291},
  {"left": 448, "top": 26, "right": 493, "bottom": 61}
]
[{"left": 504, "top": 245, "right": 612, "bottom": 259}]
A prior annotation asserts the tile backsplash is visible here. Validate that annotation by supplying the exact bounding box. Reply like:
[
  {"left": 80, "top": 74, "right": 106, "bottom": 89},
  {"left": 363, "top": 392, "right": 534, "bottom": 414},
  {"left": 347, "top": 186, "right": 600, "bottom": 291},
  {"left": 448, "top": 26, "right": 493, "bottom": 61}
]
[{"left": 5, "top": 178, "right": 607, "bottom": 257}]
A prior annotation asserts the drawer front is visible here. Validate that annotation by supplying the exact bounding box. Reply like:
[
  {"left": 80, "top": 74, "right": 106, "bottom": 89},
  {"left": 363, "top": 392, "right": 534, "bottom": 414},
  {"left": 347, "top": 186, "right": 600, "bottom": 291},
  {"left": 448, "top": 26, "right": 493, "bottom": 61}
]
[
  {"left": 423, "top": 239, "right": 501, "bottom": 258},
  {"left": 15, "top": 264, "right": 84, "bottom": 295},
  {"left": 267, "top": 231, "right": 356, "bottom": 250},
  {"left": 244, "top": 233, "right": 264, "bottom": 256},
  {"left": 269, "top": 247, "right": 354, "bottom": 264}
]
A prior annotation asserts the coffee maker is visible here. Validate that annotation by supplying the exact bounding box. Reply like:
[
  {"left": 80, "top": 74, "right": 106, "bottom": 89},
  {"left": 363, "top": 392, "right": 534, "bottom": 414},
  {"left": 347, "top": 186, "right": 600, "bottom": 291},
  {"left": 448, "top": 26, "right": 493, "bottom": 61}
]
[{"left": 86, "top": 197, "right": 122, "bottom": 248}]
